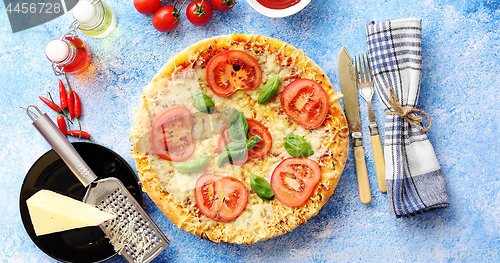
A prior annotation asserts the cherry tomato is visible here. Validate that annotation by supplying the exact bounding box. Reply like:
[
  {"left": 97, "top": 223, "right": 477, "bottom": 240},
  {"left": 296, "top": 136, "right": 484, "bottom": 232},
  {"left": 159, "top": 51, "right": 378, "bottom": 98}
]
[
  {"left": 194, "top": 173, "right": 248, "bottom": 221},
  {"left": 206, "top": 50, "right": 263, "bottom": 97},
  {"left": 186, "top": 0, "right": 213, "bottom": 26},
  {"left": 152, "top": 6, "right": 180, "bottom": 32},
  {"left": 211, "top": 0, "right": 236, "bottom": 11},
  {"left": 217, "top": 119, "right": 272, "bottom": 159},
  {"left": 280, "top": 79, "right": 330, "bottom": 129},
  {"left": 151, "top": 106, "right": 196, "bottom": 162},
  {"left": 270, "top": 158, "right": 321, "bottom": 207},
  {"left": 134, "top": 0, "right": 162, "bottom": 14}
]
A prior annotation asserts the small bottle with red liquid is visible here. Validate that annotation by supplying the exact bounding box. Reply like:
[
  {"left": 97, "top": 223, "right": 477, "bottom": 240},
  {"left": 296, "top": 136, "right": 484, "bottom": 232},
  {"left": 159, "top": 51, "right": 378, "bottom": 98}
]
[{"left": 45, "top": 31, "right": 92, "bottom": 75}]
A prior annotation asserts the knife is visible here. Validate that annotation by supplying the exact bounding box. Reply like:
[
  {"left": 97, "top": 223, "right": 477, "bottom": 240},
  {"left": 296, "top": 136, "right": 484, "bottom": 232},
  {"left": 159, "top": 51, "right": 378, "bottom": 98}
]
[{"left": 338, "top": 47, "right": 372, "bottom": 204}]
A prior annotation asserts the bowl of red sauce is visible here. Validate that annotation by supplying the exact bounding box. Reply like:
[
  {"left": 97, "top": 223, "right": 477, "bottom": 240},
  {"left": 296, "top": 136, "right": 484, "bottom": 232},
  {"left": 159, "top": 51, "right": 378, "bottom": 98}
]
[{"left": 246, "top": 0, "right": 311, "bottom": 18}]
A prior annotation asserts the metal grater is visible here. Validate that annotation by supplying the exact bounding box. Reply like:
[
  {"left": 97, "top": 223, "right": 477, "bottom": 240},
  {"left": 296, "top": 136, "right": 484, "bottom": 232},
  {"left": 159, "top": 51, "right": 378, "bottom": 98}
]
[
  {"left": 85, "top": 178, "right": 169, "bottom": 263},
  {"left": 27, "top": 105, "right": 169, "bottom": 263}
]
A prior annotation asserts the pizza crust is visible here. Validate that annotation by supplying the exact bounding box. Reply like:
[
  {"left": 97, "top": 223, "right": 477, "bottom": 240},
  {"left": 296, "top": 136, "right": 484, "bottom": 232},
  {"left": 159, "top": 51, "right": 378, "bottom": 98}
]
[{"left": 131, "top": 34, "right": 349, "bottom": 244}]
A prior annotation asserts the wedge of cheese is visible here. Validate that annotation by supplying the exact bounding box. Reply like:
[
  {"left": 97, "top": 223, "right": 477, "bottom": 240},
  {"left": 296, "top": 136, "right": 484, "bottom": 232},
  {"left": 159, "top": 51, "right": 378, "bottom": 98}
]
[{"left": 26, "top": 189, "right": 115, "bottom": 236}]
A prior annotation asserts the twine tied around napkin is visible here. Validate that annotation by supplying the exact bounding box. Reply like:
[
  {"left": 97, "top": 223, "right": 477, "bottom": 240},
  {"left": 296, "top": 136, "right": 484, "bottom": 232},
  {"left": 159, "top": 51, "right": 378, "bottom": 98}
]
[
  {"left": 365, "top": 18, "right": 449, "bottom": 217},
  {"left": 386, "top": 88, "right": 432, "bottom": 132}
]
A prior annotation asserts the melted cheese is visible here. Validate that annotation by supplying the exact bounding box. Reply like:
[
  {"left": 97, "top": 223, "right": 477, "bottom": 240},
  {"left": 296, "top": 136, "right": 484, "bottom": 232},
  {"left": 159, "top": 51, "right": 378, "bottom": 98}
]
[{"left": 137, "top": 64, "right": 330, "bottom": 204}]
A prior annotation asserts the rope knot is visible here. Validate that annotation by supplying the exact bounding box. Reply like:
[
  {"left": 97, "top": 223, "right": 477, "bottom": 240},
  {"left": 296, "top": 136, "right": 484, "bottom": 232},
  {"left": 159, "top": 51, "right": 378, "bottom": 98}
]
[{"left": 386, "top": 89, "right": 432, "bottom": 132}]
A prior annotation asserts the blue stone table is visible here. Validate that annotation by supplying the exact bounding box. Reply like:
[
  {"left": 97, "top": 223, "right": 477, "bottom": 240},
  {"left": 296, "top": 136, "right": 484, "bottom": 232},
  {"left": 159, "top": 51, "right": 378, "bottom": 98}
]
[{"left": 1, "top": 0, "right": 499, "bottom": 262}]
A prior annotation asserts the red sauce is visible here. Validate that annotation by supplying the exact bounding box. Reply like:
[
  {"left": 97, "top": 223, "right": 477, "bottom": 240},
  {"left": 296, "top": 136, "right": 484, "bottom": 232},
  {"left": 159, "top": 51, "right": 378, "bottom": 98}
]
[
  {"left": 256, "top": 0, "right": 301, "bottom": 10},
  {"left": 58, "top": 36, "right": 92, "bottom": 74}
]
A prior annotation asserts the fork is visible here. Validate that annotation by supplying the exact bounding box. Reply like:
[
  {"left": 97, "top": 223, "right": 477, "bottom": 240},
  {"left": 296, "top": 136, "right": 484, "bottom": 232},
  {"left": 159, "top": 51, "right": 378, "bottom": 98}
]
[{"left": 355, "top": 54, "right": 387, "bottom": 193}]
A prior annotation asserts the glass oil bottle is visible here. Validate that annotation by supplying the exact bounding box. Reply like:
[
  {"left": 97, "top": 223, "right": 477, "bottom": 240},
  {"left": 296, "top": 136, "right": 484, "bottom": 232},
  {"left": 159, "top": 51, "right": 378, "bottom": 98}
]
[{"left": 71, "top": 0, "right": 117, "bottom": 38}]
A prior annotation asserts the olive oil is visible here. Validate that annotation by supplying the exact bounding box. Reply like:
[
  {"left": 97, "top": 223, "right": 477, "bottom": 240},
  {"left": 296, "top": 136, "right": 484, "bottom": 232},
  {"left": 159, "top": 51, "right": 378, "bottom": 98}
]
[{"left": 72, "top": 0, "right": 116, "bottom": 38}]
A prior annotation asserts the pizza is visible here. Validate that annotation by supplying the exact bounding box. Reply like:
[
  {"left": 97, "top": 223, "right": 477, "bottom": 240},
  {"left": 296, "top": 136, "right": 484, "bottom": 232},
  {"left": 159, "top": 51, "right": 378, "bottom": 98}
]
[{"left": 130, "top": 34, "right": 349, "bottom": 244}]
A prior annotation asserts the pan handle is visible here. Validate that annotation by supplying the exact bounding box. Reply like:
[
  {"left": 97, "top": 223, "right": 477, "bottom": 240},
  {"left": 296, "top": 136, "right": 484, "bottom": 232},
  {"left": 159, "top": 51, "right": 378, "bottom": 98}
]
[{"left": 27, "top": 105, "right": 97, "bottom": 187}]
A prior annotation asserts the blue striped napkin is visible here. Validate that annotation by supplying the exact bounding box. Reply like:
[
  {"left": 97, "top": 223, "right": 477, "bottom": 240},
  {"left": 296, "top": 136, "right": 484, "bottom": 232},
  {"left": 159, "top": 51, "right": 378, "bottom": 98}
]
[{"left": 365, "top": 18, "right": 449, "bottom": 217}]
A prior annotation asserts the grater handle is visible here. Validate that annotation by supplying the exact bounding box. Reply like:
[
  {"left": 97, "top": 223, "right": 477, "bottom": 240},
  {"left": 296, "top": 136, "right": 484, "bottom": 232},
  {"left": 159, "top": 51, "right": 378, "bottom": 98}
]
[{"left": 28, "top": 105, "right": 97, "bottom": 187}]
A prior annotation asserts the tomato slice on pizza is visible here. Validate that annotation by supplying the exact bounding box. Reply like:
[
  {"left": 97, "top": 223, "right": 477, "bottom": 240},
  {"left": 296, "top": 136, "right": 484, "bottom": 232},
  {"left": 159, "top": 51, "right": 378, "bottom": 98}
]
[
  {"left": 206, "top": 50, "right": 263, "bottom": 97},
  {"left": 280, "top": 79, "right": 330, "bottom": 129},
  {"left": 271, "top": 157, "right": 321, "bottom": 207},
  {"left": 246, "top": 119, "right": 273, "bottom": 159},
  {"left": 151, "top": 106, "right": 196, "bottom": 162},
  {"left": 194, "top": 173, "right": 248, "bottom": 221},
  {"left": 217, "top": 123, "right": 231, "bottom": 153},
  {"left": 217, "top": 119, "right": 272, "bottom": 159}
]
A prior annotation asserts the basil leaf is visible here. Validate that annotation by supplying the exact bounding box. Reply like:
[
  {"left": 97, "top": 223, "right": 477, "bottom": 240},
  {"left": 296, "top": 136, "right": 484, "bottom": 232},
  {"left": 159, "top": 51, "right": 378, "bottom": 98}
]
[
  {"left": 171, "top": 155, "right": 211, "bottom": 174},
  {"left": 248, "top": 170, "right": 274, "bottom": 201},
  {"left": 227, "top": 140, "right": 247, "bottom": 150},
  {"left": 218, "top": 141, "right": 247, "bottom": 167},
  {"left": 219, "top": 110, "right": 252, "bottom": 167},
  {"left": 228, "top": 109, "right": 242, "bottom": 125},
  {"left": 246, "top": 135, "right": 261, "bottom": 150},
  {"left": 258, "top": 75, "right": 280, "bottom": 105},
  {"left": 284, "top": 134, "right": 314, "bottom": 157},
  {"left": 192, "top": 93, "right": 215, "bottom": 114},
  {"left": 228, "top": 109, "right": 248, "bottom": 141},
  {"left": 228, "top": 124, "right": 246, "bottom": 142}
]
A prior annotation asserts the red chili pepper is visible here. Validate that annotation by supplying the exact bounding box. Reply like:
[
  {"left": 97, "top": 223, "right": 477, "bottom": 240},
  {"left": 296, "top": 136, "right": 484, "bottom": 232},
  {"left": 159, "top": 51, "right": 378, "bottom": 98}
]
[
  {"left": 39, "top": 96, "right": 62, "bottom": 112},
  {"left": 59, "top": 79, "right": 68, "bottom": 110},
  {"left": 57, "top": 112, "right": 67, "bottom": 137},
  {"left": 73, "top": 91, "right": 83, "bottom": 137},
  {"left": 73, "top": 91, "right": 82, "bottom": 118},
  {"left": 67, "top": 130, "right": 95, "bottom": 142},
  {"left": 67, "top": 91, "right": 75, "bottom": 120},
  {"left": 65, "top": 74, "right": 75, "bottom": 120}
]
